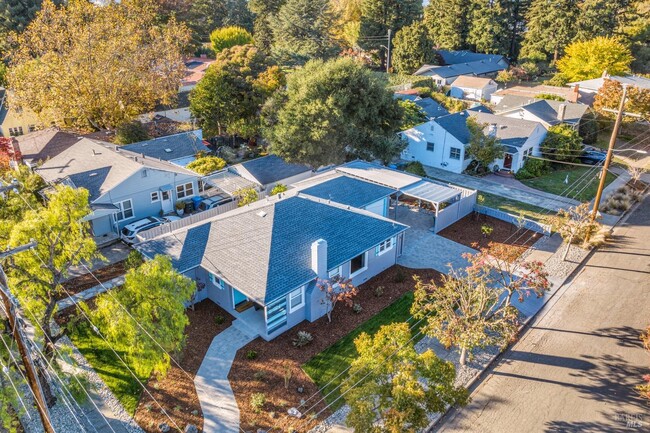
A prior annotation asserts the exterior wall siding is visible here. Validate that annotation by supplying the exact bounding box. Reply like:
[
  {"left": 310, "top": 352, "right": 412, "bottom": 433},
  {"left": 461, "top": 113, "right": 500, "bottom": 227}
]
[{"left": 402, "top": 122, "right": 467, "bottom": 174}]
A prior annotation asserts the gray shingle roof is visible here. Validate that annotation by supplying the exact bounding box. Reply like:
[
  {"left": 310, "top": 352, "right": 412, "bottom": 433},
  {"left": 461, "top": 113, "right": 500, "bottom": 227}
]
[
  {"left": 300, "top": 175, "right": 396, "bottom": 208},
  {"left": 236, "top": 155, "right": 311, "bottom": 186},
  {"left": 438, "top": 50, "right": 506, "bottom": 65},
  {"left": 519, "top": 100, "right": 589, "bottom": 126},
  {"left": 415, "top": 98, "right": 450, "bottom": 118},
  {"left": 121, "top": 131, "right": 208, "bottom": 161},
  {"left": 138, "top": 196, "right": 407, "bottom": 304},
  {"left": 415, "top": 58, "right": 507, "bottom": 78},
  {"left": 15, "top": 128, "right": 84, "bottom": 165}
]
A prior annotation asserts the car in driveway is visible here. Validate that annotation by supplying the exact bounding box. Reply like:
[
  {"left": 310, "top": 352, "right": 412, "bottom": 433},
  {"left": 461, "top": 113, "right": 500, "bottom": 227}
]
[
  {"left": 198, "top": 193, "right": 233, "bottom": 211},
  {"left": 579, "top": 150, "right": 607, "bottom": 165},
  {"left": 121, "top": 216, "right": 180, "bottom": 244}
]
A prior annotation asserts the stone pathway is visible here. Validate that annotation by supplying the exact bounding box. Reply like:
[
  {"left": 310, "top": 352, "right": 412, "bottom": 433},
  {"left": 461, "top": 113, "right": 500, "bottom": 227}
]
[
  {"left": 398, "top": 229, "right": 476, "bottom": 273},
  {"left": 56, "top": 275, "right": 125, "bottom": 311},
  {"left": 194, "top": 320, "right": 259, "bottom": 433}
]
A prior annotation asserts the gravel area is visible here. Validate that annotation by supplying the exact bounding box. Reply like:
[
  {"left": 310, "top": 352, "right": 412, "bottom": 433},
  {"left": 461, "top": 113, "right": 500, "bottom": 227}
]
[{"left": 542, "top": 243, "right": 590, "bottom": 280}]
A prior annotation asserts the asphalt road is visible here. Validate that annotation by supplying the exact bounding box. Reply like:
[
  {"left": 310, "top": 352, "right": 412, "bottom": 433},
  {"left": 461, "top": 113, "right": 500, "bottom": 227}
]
[{"left": 436, "top": 195, "right": 650, "bottom": 433}]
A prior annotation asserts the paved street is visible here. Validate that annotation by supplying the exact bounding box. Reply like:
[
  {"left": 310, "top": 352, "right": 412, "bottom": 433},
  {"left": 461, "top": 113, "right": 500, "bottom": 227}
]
[{"left": 436, "top": 195, "right": 650, "bottom": 433}]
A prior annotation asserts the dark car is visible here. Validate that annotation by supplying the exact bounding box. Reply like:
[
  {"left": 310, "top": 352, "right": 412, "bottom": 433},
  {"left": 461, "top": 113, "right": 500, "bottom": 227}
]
[{"left": 579, "top": 150, "right": 607, "bottom": 165}]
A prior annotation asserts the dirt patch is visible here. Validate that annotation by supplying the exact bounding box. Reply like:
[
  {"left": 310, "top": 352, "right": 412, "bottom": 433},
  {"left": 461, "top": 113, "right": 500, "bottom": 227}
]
[
  {"left": 628, "top": 179, "right": 648, "bottom": 192},
  {"left": 439, "top": 213, "right": 541, "bottom": 257},
  {"left": 59, "top": 260, "right": 126, "bottom": 299},
  {"left": 133, "top": 301, "right": 234, "bottom": 433},
  {"left": 229, "top": 265, "right": 443, "bottom": 432}
]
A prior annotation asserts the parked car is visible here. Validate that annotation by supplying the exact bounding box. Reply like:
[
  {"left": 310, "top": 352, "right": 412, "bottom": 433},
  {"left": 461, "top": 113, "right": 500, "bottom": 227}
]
[
  {"left": 579, "top": 150, "right": 607, "bottom": 165},
  {"left": 121, "top": 216, "right": 178, "bottom": 244},
  {"left": 198, "top": 193, "right": 233, "bottom": 211}
]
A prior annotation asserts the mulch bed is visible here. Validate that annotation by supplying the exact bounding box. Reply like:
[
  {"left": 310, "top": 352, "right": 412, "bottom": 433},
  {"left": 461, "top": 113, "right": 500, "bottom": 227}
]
[
  {"left": 58, "top": 260, "right": 127, "bottom": 299},
  {"left": 439, "top": 213, "right": 541, "bottom": 257},
  {"left": 228, "top": 265, "right": 443, "bottom": 432},
  {"left": 133, "top": 301, "right": 234, "bottom": 433}
]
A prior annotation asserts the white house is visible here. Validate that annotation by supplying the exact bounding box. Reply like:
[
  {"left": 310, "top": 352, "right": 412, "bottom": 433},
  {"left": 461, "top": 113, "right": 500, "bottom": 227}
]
[
  {"left": 494, "top": 98, "right": 591, "bottom": 129},
  {"left": 414, "top": 51, "right": 509, "bottom": 86},
  {"left": 400, "top": 111, "right": 547, "bottom": 173},
  {"left": 449, "top": 76, "right": 498, "bottom": 101}
]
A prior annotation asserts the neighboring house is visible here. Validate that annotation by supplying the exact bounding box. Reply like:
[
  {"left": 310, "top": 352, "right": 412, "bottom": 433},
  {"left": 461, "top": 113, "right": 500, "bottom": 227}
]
[
  {"left": 414, "top": 51, "right": 509, "bottom": 86},
  {"left": 180, "top": 56, "right": 215, "bottom": 92},
  {"left": 13, "top": 127, "right": 84, "bottom": 167},
  {"left": 490, "top": 85, "right": 580, "bottom": 105},
  {"left": 35, "top": 138, "right": 202, "bottom": 237},
  {"left": 137, "top": 194, "right": 408, "bottom": 340},
  {"left": 0, "top": 88, "right": 42, "bottom": 138},
  {"left": 400, "top": 111, "right": 547, "bottom": 173},
  {"left": 567, "top": 74, "right": 650, "bottom": 94},
  {"left": 495, "top": 98, "right": 591, "bottom": 129},
  {"left": 121, "top": 130, "right": 209, "bottom": 168},
  {"left": 231, "top": 154, "right": 313, "bottom": 193},
  {"left": 394, "top": 92, "right": 450, "bottom": 119},
  {"left": 450, "top": 76, "right": 498, "bottom": 101}
]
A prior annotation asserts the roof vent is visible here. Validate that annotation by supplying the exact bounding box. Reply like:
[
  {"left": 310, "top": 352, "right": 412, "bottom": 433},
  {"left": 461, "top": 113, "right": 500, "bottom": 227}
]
[
  {"left": 257, "top": 210, "right": 267, "bottom": 218},
  {"left": 165, "top": 148, "right": 172, "bottom": 153},
  {"left": 89, "top": 172, "right": 98, "bottom": 177}
]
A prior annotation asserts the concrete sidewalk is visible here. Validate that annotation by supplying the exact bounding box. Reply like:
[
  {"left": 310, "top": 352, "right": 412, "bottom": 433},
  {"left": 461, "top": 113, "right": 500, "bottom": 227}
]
[{"left": 56, "top": 275, "right": 125, "bottom": 311}]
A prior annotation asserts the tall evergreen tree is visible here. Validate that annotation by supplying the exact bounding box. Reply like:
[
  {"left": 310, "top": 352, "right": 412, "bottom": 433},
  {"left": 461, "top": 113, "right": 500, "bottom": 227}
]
[
  {"left": 519, "top": 0, "right": 579, "bottom": 64},
  {"left": 358, "top": 0, "right": 422, "bottom": 66},
  {"left": 504, "top": 0, "right": 530, "bottom": 59},
  {"left": 249, "top": 0, "right": 286, "bottom": 52},
  {"left": 575, "top": 0, "right": 626, "bottom": 41},
  {"left": 392, "top": 21, "right": 437, "bottom": 73},
  {"left": 468, "top": 0, "right": 510, "bottom": 54},
  {"left": 187, "top": 0, "right": 254, "bottom": 44},
  {"left": 0, "top": 0, "right": 49, "bottom": 35},
  {"left": 423, "top": 0, "right": 470, "bottom": 50},
  {"left": 269, "top": 0, "right": 339, "bottom": 65}
]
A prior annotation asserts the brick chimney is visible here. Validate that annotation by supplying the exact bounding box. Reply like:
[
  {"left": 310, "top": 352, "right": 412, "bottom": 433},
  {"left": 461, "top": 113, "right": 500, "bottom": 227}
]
[
  {"left": 568, "top": 84, "right": 579, "bottom": 103},
  {"left": 311, "top": 239, "right": 328, "bottom": 279},
  {"left": 557, "top": 104, "right": 567, "bottom": 122}
]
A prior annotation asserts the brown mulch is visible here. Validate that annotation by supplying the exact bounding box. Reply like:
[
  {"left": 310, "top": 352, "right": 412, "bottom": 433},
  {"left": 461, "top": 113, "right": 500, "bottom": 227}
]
[
  {"left": 133, "top": 301, "right": 234, "bottom": 433},
  {"left": 627, "top": 179, "right": 649, "bottom": 192},
  {"left": 439, "top": 213, "right": 541, "bottom": 257},
  {"left": 228, "top": 265, "right": 444, "bottom": 432},
  {"left": 59, "top": 260, "right": 127, "bottom": 299}
]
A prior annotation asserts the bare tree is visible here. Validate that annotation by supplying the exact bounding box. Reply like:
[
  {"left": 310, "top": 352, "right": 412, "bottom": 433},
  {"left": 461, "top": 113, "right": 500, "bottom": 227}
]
[
  {"left": 317, "top": 276, "right": 357, "bottom": 323},
  {"left": 548, "top": 203, "right": 600, "bottom": 261}
]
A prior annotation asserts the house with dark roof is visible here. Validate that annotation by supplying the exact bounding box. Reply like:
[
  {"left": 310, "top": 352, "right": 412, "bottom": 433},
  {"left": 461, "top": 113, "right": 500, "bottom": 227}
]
[
  {"left": 400, "top": 111, "right": 547, "bottom": 173},
  {"left": 494, "top": 98, "right": 591, "bottom": 129},
  {"left": 35, "top": 138, "right": 202, "bottom": 238},
  {"left": 231, "top": 154, "right": 313, "bottom": 193},
  {"left": 136, "top": 194, "right": 408, "bottom": 340},
  {"left": 394, "top": 92, "right": 450, "bottom": 119},
  {"left": 414, "top": 51, "right": 509, "bottom": 86},
  {"left": 121, "top": 130, "right": 209, "bottom": 167}
]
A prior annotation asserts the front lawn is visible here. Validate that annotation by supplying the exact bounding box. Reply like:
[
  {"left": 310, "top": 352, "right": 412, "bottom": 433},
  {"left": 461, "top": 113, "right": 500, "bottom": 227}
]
[
  {"left": 477, "top": 192, "right": 548, "bottom": 221},
  {"left": 520, "top": 166, "right": 616, "bottom": 202},
  {"left": 303, "top": 291, "right": 421, "bottom": 410}
]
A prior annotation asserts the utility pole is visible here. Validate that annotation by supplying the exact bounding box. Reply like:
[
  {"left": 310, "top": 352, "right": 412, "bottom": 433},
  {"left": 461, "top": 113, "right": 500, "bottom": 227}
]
[
  {"left": 386, "top": 29, "right": 392, "bottom": 73},
  {"left": 0, "top": 238, "right": 54, "bottom": 432},
  {"left": 590, "top": 84, "right": 628, "bottom": 223}
]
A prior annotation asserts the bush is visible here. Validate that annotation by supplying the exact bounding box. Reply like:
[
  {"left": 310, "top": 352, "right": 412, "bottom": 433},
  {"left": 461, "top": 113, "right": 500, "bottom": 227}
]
[
  {"left": 481, "top": 224, "right": 493, "bottom": 237},
  {"left": 215, "top": 315, "right": 225, "bottom": 325},
  {"left": 599, "top": 185, "right": 642, "bottom": 215},
  {"left": 124, "top": 250, "right": 144, "bottom": 270},
  {"left": 393, "top": 270, "right": 406, "bottom": 283},
  {"left": 210, "top": 26, "right": 253, "bottom": 53},
  {"left": 270, "top": 183, "right": 288, "bottom": 196},
  {"left": 115, "top": 121, "right": 149, "bottom": 145},
  {"left": 234, "top": 187, "right": 259, "bottom": 207},
  {"left": 292, "top": 331, "right": 314, "bottom": 348},
  {"left": 253, "top": 371, "right": 267, "bottom": 381},
  {"left": 246, "top": 350, "right": 258, "bottom": 360},
  {"left": 352, "top": 303, "right": 363, "bottom": 314},
  {"left": 374, "top": 286, "right": 384, "bottom": 297},
  {"left": 515, "top": 158, "right": 550, "bottom": 180},
  {"left": 187, "top": 156, "right": 227, "bottom": 175},
  {"left": 404, "top": 161, "right": 427, "bottom": 177},
  {"left": 250, "top": 393, "right": 266, "bottom": 413}
]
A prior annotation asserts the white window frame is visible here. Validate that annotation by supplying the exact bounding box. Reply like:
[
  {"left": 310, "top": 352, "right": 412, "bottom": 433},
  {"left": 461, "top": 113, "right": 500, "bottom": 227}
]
[
  {"left": 115, "top": 199, "right": 134, "bottom": 221},
  {"left": 288, "top": 286, "right": 305, "bottom": 313},
  {"left": 375, "top": 237, "right": 395, "bottom": 256},
  {"left": 150, "top": 191, "right": 160, "bottom": 203},
  {"left": 349, "top": 251, "right": 368, "bottom": 279},
  {"left": 209, "top": 273, "right": 225, "bottom": 289},
  {"left": 328, "top": 266, "right": 341, "bottom": 280},
  {"left": 176, "top": 182, "right": 194, "bottom": 199},
  {"left": 449, "top": 147, "right": 461, "bottom": 160}
]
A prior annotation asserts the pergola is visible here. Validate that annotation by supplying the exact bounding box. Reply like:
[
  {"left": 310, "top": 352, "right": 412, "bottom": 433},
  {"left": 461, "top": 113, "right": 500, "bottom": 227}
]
[{"left": 398, "top": 179, "right": 462, "bottom": 217}]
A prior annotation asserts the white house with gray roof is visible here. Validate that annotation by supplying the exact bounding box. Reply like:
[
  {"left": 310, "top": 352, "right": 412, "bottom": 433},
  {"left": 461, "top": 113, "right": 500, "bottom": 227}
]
[
  {"left": 414, "top": 51, "right": 509, "bottom": 86},
  {"left": 494, "top": 98, "right": 591, "bottom": 130},
  {"left": 120, "top": 130, "right": 209, "bottom": 167},
  {"left": 400, "top": 111, "right": 547, "bottom": 173},
  {"left": 35, "top": 138, "right": 202, "bottom": 238},
  {"left": 137, "top": 194, "right": 408, "bottom": 340},
  {"left": 230, "top": 154, "right": 313, "bottom": 193}
]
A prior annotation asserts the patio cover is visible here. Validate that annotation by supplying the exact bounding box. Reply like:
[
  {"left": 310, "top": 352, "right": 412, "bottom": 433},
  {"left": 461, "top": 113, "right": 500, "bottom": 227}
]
[
  {"left": 337, "top": 160, "right": 421, "bottom": 189},
  {"left": 400, "top": 179, "right": 461, "bottom": 205},
  {"left": 204, "top": 170, "right": 259, "bottom": 195}
]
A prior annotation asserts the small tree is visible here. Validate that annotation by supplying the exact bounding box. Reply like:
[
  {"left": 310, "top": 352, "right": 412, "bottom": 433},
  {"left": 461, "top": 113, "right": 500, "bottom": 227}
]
[
  {"left": 495, "top": 70, "right": 515, "bottom": 87},
  {"left": 0, "top": 137, "right": 21, "bottom": 170},
  {"left": 270, "top": 183, "right": 287, "bottom": 196},
  {"left": 114, "top": 121, "right": 150, "bottom": 145},
  {"left": 210, "top": 26, "right": 253, "bottom": 53},
  {"left": 548, "top": 203, "right": 601, "bottom": 261},
  {"left": 92, "top": 255, "right": 195, "bottom": 376},
  {"left": 344, "top": 322, "right": 468, "bottom": 432},
  {"left": 317, "top": 276, "right": 357, "bottom": 323},
  {"left": 540, "top": 124, "right": 583, "bottom": 162},
  {"left": 234, "top": 187, "right": 259, "bottom": 207},
  {"left": 465, "top": 117, "right": 505, "bottom": 173},
  {"left": 368, "top": 135, "right": 408, "bottom": 166},
  {"left": 412, "top": 271, "right": 520, "bottom": 366},
  {"left": 187, "top": 155, "right": 227, "bottom": 174}
]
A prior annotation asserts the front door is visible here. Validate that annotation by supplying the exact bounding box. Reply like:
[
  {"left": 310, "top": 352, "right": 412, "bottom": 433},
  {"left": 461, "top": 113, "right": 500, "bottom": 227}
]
[
  {"left": 504, "top": 153, "right": 513, "bottom": 170},
  {"left": 161, "top": 190, "right": 173, "bottom": 213},
  {"left": 233, "top": 287, "right": 252, "bottom": 312}
]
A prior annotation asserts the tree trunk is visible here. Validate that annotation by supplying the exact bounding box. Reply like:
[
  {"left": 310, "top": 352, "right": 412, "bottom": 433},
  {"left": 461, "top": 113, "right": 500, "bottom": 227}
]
[{"left": 460, "top": 347, "right": 468, "bottom": 366}]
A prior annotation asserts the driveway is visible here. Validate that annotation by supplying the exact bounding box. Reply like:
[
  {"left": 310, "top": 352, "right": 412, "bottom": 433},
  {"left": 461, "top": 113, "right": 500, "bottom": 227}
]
[{"left": 436, "top": 195, "right": 650, "bottom": 432}]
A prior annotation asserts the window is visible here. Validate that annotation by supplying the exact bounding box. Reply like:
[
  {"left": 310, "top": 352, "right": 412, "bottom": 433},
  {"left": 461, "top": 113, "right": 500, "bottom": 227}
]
[
  {"left": 289, "top": 287, "right": 305, "bottom": 313},
  {"left": 449, "top": 147, "right": 461, "bottom": 160},
  {"left": 116, "top": 199, "right": 134, "bottom": 221},
  {"left": 9, "top": 127, "right": 23, "bottom": 137},
  {"left": 209, "top": 273, "right": 225, "bottom": 289},
  {"left": 328, "top": 266, "right": 341, "bottom": 280},
  {"left": 375, "top": 237, "right": 395, "bottom": 256},
  {"left": 266, "top": 297, "right": 287, "bottom": 334},
  {"left": 176, "top": 182, "right": 194, "bottom": 199},
  {"left": 150, "top": 191, "right": 160, "bottom": 202},
  {"left": 426, "top": 142, "right": 435, "bottom": 152},
  {"left": 161, "top": 190, "right": 170, "bottom": 201},
  {"left": 350, "top": 252, "right": 367, "bottom": 277},
  {"left": 28, "top": 124, "right": 37, "bottom": 133},
  {"left": 141, "top": 169, "right": 148, "bottom": 178}
]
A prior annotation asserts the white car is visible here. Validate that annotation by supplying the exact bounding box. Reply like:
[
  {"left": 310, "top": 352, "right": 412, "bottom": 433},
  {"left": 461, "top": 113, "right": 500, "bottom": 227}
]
[{"left": 121, "top": 216, "right": 180, "bottom": 244}]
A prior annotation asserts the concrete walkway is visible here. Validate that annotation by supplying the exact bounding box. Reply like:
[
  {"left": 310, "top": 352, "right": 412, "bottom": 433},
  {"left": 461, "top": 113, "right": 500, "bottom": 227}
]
[
  {"left": 194, "top": 320, "right": 259, "bottom": 433},
  {"left": 423, "top": 165, "right": 580, "bottom": 211},
  {"left": 56, "top": 275, "right": 125, "bottom": 311}
]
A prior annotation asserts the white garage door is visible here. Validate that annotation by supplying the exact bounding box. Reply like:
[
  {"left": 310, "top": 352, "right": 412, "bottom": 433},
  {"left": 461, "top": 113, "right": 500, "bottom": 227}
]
[{"left": 364, "top": 198, "right": 386, "bottom": 216}]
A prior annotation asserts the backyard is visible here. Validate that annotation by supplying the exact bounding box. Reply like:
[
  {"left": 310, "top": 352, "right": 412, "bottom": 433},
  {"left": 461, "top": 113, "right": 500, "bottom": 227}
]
[{"left": 520, "top": 166, "right": 616, "bottom": 202}]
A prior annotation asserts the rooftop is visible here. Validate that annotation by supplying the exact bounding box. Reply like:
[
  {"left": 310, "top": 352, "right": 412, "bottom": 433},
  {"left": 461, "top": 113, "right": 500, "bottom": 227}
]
[
  {"left": 300, "top": 174, "right": 396, "bottom": 208},
  {"left": 414, "top": 57, "right": 507, "bottom": 79},
  {"left": 414, "top": 97, "right": 450, "bottom": 118},
  {"left": 234, "top": 154, "right": 311, "bottom": 186},
  {"left": 568, "top": 75, "right": 650, "bottom": 91},
  {"left": 121, "top": 130, "right": 209, "bottom": 162},
  {"left": 495, "top": 98, "right": 590, "bottom": 126},
  {"left": 437, "top": 50, "right": 506, "bottom": 65},
  {"left": 14, "top": 128, "right": 84, "bottom": 165},
  {"left": 451, "top": 75, "right": 496, "bottom": 89}
]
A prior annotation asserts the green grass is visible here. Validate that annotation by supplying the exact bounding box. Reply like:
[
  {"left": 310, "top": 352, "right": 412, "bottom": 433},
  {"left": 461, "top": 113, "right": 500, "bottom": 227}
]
[
  {"left": 69, "top": 322, "right": 146, "bottom": 414},
  {"left": 520, "top": 166, "right": 616, "bottom": 202},
  {"left": 477, "top": 191, "right": 548, "bottom": 222},
  {"left": 302, "top": 292, "right": 420, "bottom": 410}
]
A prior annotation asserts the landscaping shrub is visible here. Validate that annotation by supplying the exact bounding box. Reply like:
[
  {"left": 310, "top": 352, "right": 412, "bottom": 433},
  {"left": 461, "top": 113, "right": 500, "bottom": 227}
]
[
  {"left": 481, "top": 224, "right": 493, "bottom": 237},
  {"left": 292, "top": 331, "right": 314, "bottom": 348},
  {"left": 234, "top": 187, "right": 259, "bottom": 207},
  {"left": 374, "top": 286, "right": 384, "bottom": 297},
  {"left": 270, "top": 183, "right": 288, "bottom": 196},
  {"left": 352, "top": 303, "right": 363, "bottom": 314},
  {"left": 246, "top": 350, "right": 258, "bottom": 360},
  {"left": 404, "top": 161, "right": 427, "bottom": 177},
  {"left": 250, "top": 393, "right": 266, "bottom": 413},
  {"left": 393, "top": 270, "right": 406, "bottom": 283},
  {"left": 187, "top": 156, "right": 227, "bottom": 175},
  {"left": 253, "top": 371, "right": 267, "bottom": 381},
  {"left": 515, "top": 158, "right": 550, "bottom": 180},
  {"left": 215, "top": 315, "right": 225, "bottom": 325},
  {"left": 125, "top": 250, "right": 144, "bottom": 270},
  {"left": 600, "top": 185, "right": 642, "bottom": 215}
]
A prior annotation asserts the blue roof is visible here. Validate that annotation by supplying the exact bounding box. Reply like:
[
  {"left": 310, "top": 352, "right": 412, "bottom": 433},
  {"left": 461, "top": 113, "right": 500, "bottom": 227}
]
[
  {"left": 300, "top": 176, "right": 396, "bottom": 208},
  {"left": 121, "top": 131, "right": 208, "bottom": 161},
  {"left": 415, "top": 98, "right": 450, "bottom": 118},
  {"left": 238, "top": 155, "right": 311, "bottom": 186},
  {"left": 438, "top": 50, "right": 506, "bottom": 65}
]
